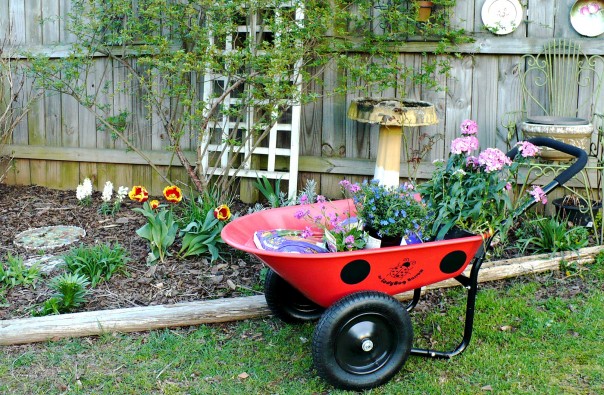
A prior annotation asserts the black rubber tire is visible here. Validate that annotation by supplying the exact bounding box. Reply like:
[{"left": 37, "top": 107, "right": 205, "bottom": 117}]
[
  {"left": 311, "top": 291, "right": 413, "bottom": 391},
  {"left": 263, "top": 268, "right": 324, "bottom": 323}
]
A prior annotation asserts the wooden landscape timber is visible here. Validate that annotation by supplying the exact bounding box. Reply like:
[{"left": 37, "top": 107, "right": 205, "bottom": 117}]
[{"left": 1, "top": 245, "right": 601, "bottom": 346}]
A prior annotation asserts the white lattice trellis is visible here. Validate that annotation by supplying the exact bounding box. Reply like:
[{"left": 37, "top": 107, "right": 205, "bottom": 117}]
[{"left": 201, "top": 4, "right": 302, "bottom": 199}]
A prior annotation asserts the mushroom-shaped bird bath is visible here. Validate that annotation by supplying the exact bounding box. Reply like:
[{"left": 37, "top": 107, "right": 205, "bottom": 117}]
[{"left": 348, "top": 98, "right": 438, "bottom": 187}]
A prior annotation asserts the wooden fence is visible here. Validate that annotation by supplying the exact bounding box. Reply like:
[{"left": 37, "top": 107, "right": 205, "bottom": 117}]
[{"left": 2, "top": 0, "right": 604, "bottom": 199}]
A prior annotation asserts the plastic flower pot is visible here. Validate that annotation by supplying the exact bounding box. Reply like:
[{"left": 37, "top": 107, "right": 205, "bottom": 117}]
[
  {"left": 365, "top": 227, "right": 422, "bottom": 248},
  {"left": 552, "top": 197, "right": 602, "bottom": 226},
  {"left": 416, "top": 1, "right": 434, "bottom": 22}
]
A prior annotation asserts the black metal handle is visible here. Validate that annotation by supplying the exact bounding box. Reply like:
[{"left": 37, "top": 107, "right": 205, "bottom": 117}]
[{"left": 506, "top": 137, "right": 588, "bottom": 187}]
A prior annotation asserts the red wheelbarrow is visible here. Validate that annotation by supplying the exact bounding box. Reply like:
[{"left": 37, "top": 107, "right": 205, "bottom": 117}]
[{"left": 221, "top": 138, "right": 587, "bottom": 391}]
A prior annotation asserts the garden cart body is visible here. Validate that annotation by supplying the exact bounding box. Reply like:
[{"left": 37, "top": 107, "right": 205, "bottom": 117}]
[{"left": 221, "top": 138, "right": 587, "bottom": 391}]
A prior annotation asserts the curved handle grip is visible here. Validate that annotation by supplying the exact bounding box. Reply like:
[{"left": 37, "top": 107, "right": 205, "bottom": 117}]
[{"left": 506, "top": 137, "right": 588, "bottom": 186}]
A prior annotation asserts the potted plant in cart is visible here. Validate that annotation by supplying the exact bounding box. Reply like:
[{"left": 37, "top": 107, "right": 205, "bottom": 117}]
[
  {"left": 418, "top": 120, "right": 545, "bottom": 240},
  {"left": 340, "top": 179, "right": 433, "bottom": 248}
]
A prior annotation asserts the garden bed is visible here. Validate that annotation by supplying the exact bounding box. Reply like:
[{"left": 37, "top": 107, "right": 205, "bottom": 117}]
[
  {"left": 1, "top": 183, "right": 601, "bottom": 344},
  {"left": 0, "top": 183, "right": 265, "bottom": 321}
]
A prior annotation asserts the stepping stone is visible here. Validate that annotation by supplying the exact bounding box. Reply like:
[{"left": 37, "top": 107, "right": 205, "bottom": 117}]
[{"left": 14, "top": 225, "right": 86, "bottom": 251}]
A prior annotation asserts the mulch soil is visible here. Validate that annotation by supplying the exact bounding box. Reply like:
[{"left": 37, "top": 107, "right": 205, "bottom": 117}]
[{"left": 0, "top": 183, "right": 265, "bottom": 320}]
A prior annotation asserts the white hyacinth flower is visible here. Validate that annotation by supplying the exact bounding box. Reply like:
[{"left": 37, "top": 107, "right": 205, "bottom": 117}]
[
  {"left": 82, "top": 178, "right": 93, "bottom": 197},
  {"left": 76, "top": 185, "right": 87, "bottom": 201},
  {"left": 116, "top": 186, "right": 129, "bottom": 203},
  {"left": 102, "top": 181, "right": 114, "bottom": 202}
]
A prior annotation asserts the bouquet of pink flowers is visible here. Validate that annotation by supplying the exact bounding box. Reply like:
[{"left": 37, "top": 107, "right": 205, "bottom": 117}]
[{"left": 419, "top": 120, "right": 544, "bottom": 239}]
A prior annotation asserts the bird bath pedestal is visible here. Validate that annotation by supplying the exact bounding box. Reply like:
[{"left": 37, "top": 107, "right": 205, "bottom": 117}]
[{"left": 348, "top": 98, "right": 438, "bottom": 186}]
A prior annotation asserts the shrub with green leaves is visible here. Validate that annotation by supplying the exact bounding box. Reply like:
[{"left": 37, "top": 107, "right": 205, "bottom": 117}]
[
  {"left": 63, "top": 243, "right": 129, "bottom": 287},
  {"left": 0, "top": 253, "right": 41, "bottom": 292},
  {"left": 35, "top": 273, "right": 90, "bottom": 316}
]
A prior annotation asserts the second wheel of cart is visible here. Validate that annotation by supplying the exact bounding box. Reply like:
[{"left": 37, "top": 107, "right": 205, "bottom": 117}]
[
  {"left": 311, "top": 291, "right": 413, "bottom": 391},
  {"left": 264, "top": 268, "right": 324, "bottom": 323}
]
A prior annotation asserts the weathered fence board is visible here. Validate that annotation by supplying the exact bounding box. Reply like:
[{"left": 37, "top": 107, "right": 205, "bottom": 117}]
[{"left": 2, "top": 1, "right": 604, "bottom": 197}]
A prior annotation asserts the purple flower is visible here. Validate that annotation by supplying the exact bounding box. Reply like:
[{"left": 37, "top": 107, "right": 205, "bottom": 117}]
[
  {"left": 450, "top": 135, "right": 479, "bottom": 155},
  {"left": 477, "top": 148, "right": 512, "bottom": 173},
  {"left": 294, "top": 209, "right": 308, "bottom": 220},
  {"left": 505, "top": 182, "right": 512, "bottom": 191},
  {"left": 345, "top": 235, "right": 355, "bottom": 244},
  {"left": 317, "top": 195, "right": 326, "bottom": 203},
  {"left": 529, "top": 185, "right": 547, "bottom": 204},
  {"left": 339, "top": 179, "right": 351, "bottom": 188},
  {"left": 299, "top": 194, "right": 309, "bottom": 205},
  {"left": 460, "top": 119, "right": 478, "bottom": 135},
  {"left": 517, "top": 141, "right": 540, "bottom": 158},
  {"left": 301, "top": 226, "right": 313, "bottom": 239}
]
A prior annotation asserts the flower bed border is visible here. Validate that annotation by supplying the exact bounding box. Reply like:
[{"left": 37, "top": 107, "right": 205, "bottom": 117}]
[{"left": 1, "top": 246, "right": 601, "bottom": 346}]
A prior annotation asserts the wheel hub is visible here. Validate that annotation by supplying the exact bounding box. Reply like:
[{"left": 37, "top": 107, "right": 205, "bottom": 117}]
[{"left": 361, "top": 339, "right": 374, "bottom": 352}]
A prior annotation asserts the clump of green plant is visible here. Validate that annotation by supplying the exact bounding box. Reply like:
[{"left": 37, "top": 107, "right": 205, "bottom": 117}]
[
  {"left": 130, "top": 185, "right": 181, "bottom": 264},
  {"left": 178, "top": 211, "right": 225, "bottom": 262},
  {"left": 63, "top": 243, "right": 129, "bottom": 287},
  {"left": 253, "top": 175, "right": 292, "bottom": 208},
  {"left": 35, "top": 273, "right": 90, "bottom": 316},
  {"left": 0, "top": 253, "right": 41, "bottom": 293},
  {"left": 251, "top": 177, "right": 318, "bottom": 212},
  {"left": 176, "top": 186, "right": 234, "bottom": 262},
  {"left": 516, "top": 216, "right": 590, "bottom": 254}
]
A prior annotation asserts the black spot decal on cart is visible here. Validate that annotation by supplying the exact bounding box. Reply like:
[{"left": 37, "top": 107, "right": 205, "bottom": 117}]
[
  {"left": 340, "top": 260, "right": 370, "bottom": 284},
  {"left": 439, "top": 250, "right": 467, "bottom": 274}
]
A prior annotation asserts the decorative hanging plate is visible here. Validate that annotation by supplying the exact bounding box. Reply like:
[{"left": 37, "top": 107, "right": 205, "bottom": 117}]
[
  {"left": 481, "top": 0, "right": 523, "bottom": 35},
  {"left": 570, "top": 0, "right": 604, "bottom": 37}
]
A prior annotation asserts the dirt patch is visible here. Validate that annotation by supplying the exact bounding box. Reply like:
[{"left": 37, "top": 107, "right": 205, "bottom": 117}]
[{"left": 0, "top": 184, "right": 265, "bottom": 320}]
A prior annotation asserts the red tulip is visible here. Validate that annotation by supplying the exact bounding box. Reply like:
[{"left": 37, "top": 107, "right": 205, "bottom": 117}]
[
  {"left": 214, "top": 204, "right": 232, "bottom": 221},
  {"left": 128, "top": 186, "right": 149, "bottom": 203},
  {"left": 163, "top": 185, "right": 183, "bottom": 203}
]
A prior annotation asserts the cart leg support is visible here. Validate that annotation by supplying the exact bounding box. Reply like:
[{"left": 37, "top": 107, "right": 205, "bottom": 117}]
[{"left": 410, "top": 244, "right": 488, "bottom": 359}]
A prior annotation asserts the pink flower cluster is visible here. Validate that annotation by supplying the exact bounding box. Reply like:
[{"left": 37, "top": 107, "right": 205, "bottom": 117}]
[
  {"left": 339, "top": 179, "right": 361, "bottom": 193},
  {"left": 477, "top": 148, "right": 512, "bottom": 173},
  {"left": 460, "top": 119, "right": 478, "bottom": 135},
  {"left": 451, "top": 135, "right": 479, "bottom": 155},
  {"left": 529, "top": 186, "right": 547, "bottom": 204},
  {"left": 517, "top": 141, "right": 540, "bottom": 158}
]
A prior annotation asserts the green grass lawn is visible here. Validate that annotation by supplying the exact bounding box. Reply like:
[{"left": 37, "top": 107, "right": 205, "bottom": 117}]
[{"left": 1, "top": 258, "right": 602, "bottom": 394}]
